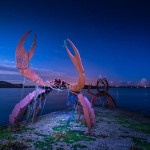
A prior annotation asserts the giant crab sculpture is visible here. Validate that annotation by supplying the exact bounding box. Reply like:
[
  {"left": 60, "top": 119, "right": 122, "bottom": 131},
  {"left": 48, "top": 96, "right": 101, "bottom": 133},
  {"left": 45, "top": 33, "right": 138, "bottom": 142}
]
[
  {"left": 9, "top": 31, "right": 95, "bottom": 134},
  {"left": 88, "top": 78, "right": 116, "bottom": 109}
]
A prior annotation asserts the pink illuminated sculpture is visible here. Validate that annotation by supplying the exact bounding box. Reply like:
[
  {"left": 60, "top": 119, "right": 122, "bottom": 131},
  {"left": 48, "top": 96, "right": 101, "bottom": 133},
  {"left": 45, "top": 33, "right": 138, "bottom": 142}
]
[
  {"left": 9, "top": 88, "right": 48, "bottom": 127},
  {"left": 64, "top": 39, "right": 95, "bottom": 134},
  {"left": 10, "top": 31, "right": 57, "bottom": 129},
  {"left": 9, "top": 31, "right": 95, "bottom": 134}
]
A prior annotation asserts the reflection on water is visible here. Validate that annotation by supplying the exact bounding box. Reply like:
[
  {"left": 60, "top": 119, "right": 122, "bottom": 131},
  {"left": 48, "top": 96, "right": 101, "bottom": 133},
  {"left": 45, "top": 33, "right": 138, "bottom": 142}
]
[{"left": 0, "top": 88, "right": 150, "bottom": 125}]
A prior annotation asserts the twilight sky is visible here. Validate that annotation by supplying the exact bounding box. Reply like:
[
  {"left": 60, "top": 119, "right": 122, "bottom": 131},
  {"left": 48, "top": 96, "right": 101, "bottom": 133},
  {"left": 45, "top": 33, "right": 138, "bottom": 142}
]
[{"left": 0, "top": 0, "right": 150, "bottom": 85}]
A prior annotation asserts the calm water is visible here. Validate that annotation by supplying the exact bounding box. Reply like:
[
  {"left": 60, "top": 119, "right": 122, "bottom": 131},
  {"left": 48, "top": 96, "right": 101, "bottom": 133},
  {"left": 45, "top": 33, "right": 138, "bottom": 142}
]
[{"left": 0, "top": 88, "right": 150, "bottom": 125}]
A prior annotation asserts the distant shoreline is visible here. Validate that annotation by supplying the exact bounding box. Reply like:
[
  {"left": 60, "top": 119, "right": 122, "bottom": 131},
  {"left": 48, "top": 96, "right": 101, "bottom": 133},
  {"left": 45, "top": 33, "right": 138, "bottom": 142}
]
[
  {"left": 0, "top": 81, "right": 149, "bottom": 89},
  {"left": 0, "top": 81, "right": 34, "bottom": 88}
]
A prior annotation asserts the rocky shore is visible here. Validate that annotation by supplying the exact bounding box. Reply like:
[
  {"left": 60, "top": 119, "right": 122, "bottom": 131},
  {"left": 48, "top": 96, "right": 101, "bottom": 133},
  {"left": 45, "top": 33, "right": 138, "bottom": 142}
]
[{"left": 0, "top": 107, "right": 150, "bottom": 150}]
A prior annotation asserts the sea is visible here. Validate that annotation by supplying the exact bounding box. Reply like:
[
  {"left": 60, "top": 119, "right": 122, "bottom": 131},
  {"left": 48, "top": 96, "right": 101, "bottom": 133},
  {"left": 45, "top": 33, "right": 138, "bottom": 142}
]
[{"left": 0, "top": 88, "right": 150, "bottom": 125}]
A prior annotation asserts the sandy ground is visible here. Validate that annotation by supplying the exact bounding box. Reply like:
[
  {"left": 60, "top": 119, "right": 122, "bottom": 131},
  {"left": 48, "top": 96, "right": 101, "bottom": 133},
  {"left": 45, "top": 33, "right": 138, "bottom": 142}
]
[{"left": 0, "top": 107, "right": 150, "bottom": 150}]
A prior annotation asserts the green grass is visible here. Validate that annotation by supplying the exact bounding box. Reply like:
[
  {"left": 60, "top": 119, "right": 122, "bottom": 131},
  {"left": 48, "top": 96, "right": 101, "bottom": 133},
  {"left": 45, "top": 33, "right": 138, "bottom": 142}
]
[
  {"left": 21, "top": 127, "right": 35, "bottom": 131},
  {"left": 36, "top": 128, "right": 96, "bottom": 147},
  {"left": 70, "top": 116, "right": 76, "bottom": 122},
  {"left": 130, "top": 123, "right": 150, "bottom": 134},
  {"left": 52, "top": 128, "right": 96, "bottom": 144},
  {"left": 132, "top": 137, "right": 150, "bottom": 150},
  {"left": 119, "top": 135, "right": 150, "bottom": 150},
  {"left": 34, "top": 121, "right": 96, "bottom": 148},
  {"left": 0, "top": 126, "right": 15, "bottom": 140},
  {"left": 62, "top": 130, "right": 96, "bottom": 144},
  {"left": 34, "top": 141, "right": 50, "bottom": 149},
  {"left": 116, "top": 116, "right": 150, "bottom": 134},
  {"left": 58, "top": 120, "right": 67, "bottom": 125},
  {"left": 52, "top": 125, "right": 70, "bottom": 132},
  {"left": 34, "top": 136, "right": 55, "bottom": 149},
  {"left": 116, "top": 116, "right": 131, "bottom": 125},
  {"left": 15, "top": 127, "right": 35, "bottom": 134},
  {"left": 52, "top": 132, "right": 67, "bottom": 140}
]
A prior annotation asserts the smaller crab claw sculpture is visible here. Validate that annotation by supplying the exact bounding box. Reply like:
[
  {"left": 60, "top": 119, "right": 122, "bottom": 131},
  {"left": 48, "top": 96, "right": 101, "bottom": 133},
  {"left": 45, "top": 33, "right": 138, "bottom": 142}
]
[
  {"left": 64, "top": 39, "right": 95, "bottom": 135},
  {"left": 88, "top": 78, "right": 116, "bottom": 109}
]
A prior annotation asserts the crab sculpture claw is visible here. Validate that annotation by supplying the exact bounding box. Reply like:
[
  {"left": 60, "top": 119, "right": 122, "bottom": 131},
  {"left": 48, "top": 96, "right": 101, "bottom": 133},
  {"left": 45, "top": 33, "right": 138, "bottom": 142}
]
[
  {"left": 64, "top": 39, "right": 85, "bottom": 92},
  {"left": 16, "top": 30, "right": 45, "bottom": 86},
  {"left": 65, "top": 39, "right": 95, "bottom": 134}
]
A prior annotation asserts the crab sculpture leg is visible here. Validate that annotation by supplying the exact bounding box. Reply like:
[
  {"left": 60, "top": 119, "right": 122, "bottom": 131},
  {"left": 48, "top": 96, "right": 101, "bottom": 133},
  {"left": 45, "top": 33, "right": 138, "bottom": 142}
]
[
  {"left": 64, "top": 39, "right": 95, "bottom": 134},
  {"left": 88, "top": 83, "right": 98, "bottom": 106},
  {"left": 9, "top": 88, "right": 49, "bottom": 128}
]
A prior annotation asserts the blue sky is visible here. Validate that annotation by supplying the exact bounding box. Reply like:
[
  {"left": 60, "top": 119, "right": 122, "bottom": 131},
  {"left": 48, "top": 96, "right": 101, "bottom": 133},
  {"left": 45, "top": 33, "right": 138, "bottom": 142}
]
[{"left": 0, "top": 0, "right": 150, "bottom": 86}]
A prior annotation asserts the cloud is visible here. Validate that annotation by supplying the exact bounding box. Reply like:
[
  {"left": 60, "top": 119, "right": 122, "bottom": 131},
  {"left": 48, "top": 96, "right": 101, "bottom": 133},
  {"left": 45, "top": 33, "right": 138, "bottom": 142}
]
[
  {"left": 110, "top": 81, "right": 114, "bottom": 84},
  {"left": 0, "top": 65, "right": 19, "bottom": 74},
  {"left": 139, "top": 78, "right": 148, "bottom": 86},
  {"left": 0, "top": 59, "right": 16, "bottom": 68},
  {"left": 34, "top": 68, "right": 66, "bottom": 80},
  {"left": 34, "top": 67, "right": 81, "bottom": 84},
  {"left": 0, "top": 70, "right": 19, "bottom": 75},
  {"left": 1, "top": 62, "right": 150, "bottom": 87},
  {"left": 0, "top": 60, "right": 78, "bottom": 85},
  {"left": 0, "top": 62, "right": 23, "bottom": 83}
]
